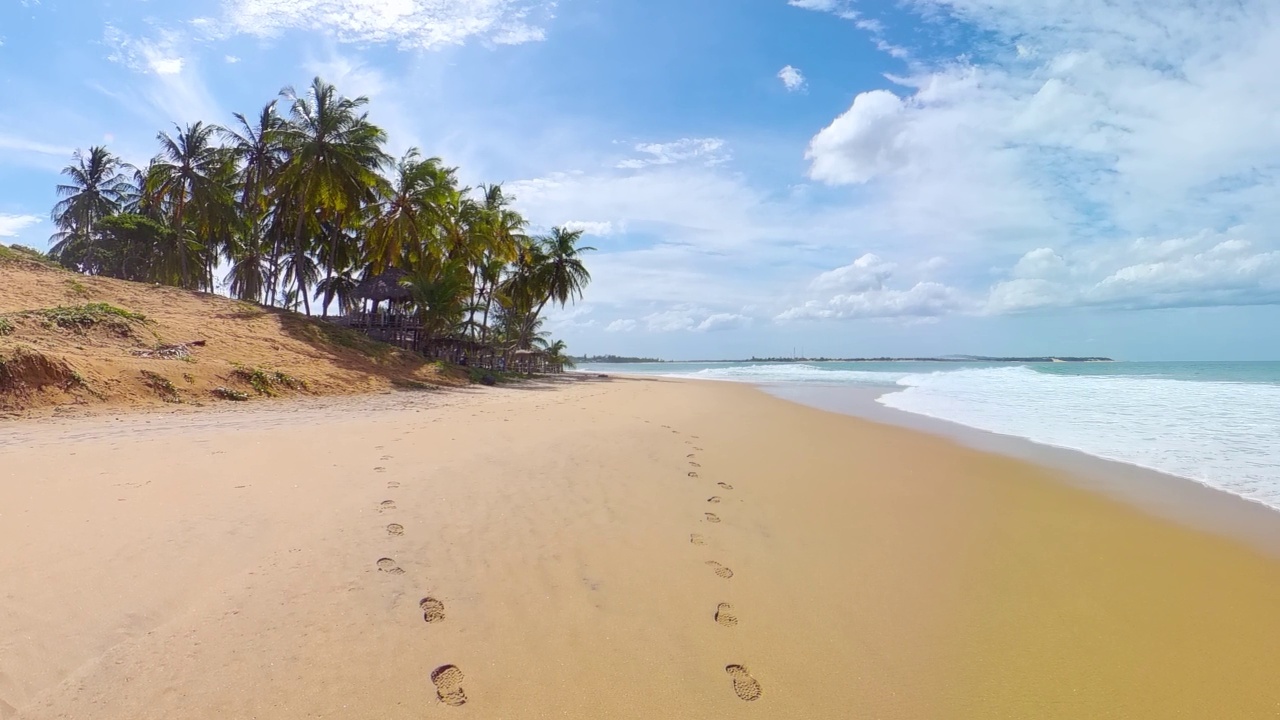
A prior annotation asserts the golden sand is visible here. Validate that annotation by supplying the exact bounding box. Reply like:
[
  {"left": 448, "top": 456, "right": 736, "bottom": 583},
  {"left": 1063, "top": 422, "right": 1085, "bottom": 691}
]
[{"left": 3, "top": 377, "right": 1280, "bottom": 718}]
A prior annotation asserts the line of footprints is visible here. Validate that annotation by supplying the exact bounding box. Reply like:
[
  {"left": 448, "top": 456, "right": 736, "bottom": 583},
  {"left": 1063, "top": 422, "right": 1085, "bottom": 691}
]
[
  {"left": 375, "top": 452, "right": 468, "bottom": 707},
  {"left": 673, "top": 427, "right": 764, "bottom": 703}
]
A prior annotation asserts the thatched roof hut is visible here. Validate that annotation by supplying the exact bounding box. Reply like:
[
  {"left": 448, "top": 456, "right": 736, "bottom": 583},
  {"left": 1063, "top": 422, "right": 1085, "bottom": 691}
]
[{"left": 354, "top": 268, "right": 412, "bottom": 304}]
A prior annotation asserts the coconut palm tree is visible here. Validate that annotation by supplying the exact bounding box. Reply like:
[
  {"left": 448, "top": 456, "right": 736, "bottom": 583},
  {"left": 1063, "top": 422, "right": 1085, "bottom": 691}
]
[
  {"left": 146, "top": 121, "right": 237, "bottom": 289},
  {"left": 505, "top": 227, "right": 594, "bottom": 347},
  {"left": 49, "top": 146, "right": 136, "bottom": 272},
  {"left": 277, "top": 76, "right": 390, "bottom": 313},
  {"left": 367, "top": 149, "right": 450, "bottom": 272}
]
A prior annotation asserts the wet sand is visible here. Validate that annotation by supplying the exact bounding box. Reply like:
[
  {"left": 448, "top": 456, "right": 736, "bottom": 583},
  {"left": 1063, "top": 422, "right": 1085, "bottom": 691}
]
[{"left": 4, "top": 377, "right": 1280, "bottom": 718}]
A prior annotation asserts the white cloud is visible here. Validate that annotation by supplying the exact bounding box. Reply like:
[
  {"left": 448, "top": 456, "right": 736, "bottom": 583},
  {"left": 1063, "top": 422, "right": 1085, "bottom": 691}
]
[
  {"left": 809, "top": 253, "right": 895, "bottom": 293},
  {"left": 224, "top": 55, "right": 241, "bottom": 63},
  {"left": 780, "top": 255, "right": 964, "bottom": 321},
  {"left": 221, "top": 0, "right": 554, "bottom": 49},
  {"left": 805, "top": 0, "right": 1280, "bottom": 275},
  {"left": 777, "top": 65, "right": 806, "bottom": 92},
  {"left": 0, "top": 214, "right": 40, "bottom": 238},
  {"left": 984, "top": 231, "right": 1280, "bottom": 313},
  {"left": 636, "top": 307, "right": 756, "bottom": 333},
  {"left": 605, "top": 319, "right": 637, "bottom": 333},
  {"left": 103, "top": 25, "right": 185, "bottom": 76},
  {"left": 100, "top": 26, "right": 222, "bottom": 125},
  {"left": 616, "top": 138, "right": 728, "bottom": 169},
  {"left": 561, "top": 220, "right": 615, "bottom": 236},
  {"left": 696, "top": 313, "right": 752, "bottom": 332},
  {"left": 0, "top": 134, "right": 72, "bottom": 157},
  {"left": 787, "top": 0, "right": 859, "bottom": 20}
]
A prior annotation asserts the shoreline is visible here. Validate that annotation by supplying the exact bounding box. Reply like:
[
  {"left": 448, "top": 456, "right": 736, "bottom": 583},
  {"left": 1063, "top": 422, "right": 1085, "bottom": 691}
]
[
  {"left": 764, "top": 382, "right": 1280, "bottom": 558},
  {"left": 594, "top": 370, "right": 1280, "bottom": 557},
  {"left": 6, "top": 377, "right": 1280, "bottom": 716}
]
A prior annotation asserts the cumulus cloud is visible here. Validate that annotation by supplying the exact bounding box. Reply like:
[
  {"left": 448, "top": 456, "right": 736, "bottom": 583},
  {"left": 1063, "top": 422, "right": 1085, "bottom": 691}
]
[
  {"left": 0, "top": 214, "right": 40, "bottom": 238},
  {"left": 616, "top": 138, "right": 728, "bottom": 169},
  {"left": 777, "top": 65, "right": 806, "bottom": 92},
  {"left": 799, "top": 0, "right": 1280, "bottom": 315},
  {"left": 221, "top": 0, "right": 554, "bottom": 49},
  {"left": 780, "top": 254, "right": 963, "bottom": 321},
  {"left": 985, "top": 232, "right": 1280, "bottom": 313}
]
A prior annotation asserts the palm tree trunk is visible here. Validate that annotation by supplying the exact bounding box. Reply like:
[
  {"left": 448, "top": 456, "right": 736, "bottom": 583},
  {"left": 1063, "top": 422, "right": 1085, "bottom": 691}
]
[{"left": 289, "top": 175, "right": 318, "bottom": 315}]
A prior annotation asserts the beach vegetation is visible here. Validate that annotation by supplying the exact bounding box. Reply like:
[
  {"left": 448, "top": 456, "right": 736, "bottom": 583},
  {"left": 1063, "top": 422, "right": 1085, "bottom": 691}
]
[
  {"left": 43, "top": 77, "right": 587, "bottom": 367},
  {"left": 0, "top": 318, "right": 12, "bottom": 337},
  {"left": 230, "top": 364, "right": 307, "bottom": 396},
  {"left": 211, "top": 386, "right": 250, "bottom": 401},
  {"left": 140, "top": 370, "right": 180, "bottom": 402}
]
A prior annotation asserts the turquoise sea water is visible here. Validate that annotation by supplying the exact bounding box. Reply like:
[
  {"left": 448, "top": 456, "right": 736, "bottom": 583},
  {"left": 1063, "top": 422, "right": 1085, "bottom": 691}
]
[{"left": 579, "top": 361, "right": 1280, "bottom": 510}]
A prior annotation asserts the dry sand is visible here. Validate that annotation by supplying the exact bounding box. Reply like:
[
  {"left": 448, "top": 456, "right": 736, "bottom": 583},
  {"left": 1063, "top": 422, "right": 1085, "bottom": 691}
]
[{"left": 4, "top": 377, "right": 1280, "bottom": 718}]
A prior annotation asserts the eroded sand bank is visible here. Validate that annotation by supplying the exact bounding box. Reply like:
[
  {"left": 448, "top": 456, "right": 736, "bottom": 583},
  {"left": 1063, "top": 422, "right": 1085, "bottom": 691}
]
[{"left": 4, "top": 377, "right": 1280, "bottom": 718}]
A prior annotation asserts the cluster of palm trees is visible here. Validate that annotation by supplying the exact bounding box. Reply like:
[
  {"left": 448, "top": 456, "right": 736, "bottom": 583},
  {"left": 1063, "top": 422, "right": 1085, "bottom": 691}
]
[{"left": 48, "top": 77, "right": 592, "bottom": 358}]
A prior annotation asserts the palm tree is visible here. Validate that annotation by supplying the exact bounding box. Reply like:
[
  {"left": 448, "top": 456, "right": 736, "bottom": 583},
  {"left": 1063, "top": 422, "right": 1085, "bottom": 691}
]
[
  {"left": 49, "top": 146, "right": 135, "bottom": 271},
  {"left": 367, "top": 149, "right": 448, "bottom": 272},
  {"left": 402, "top": 258, "right": 474, "bottom": 342},
  {"left": 147, "top": 121, "right": 237, "bottom": 289},
  {"left": 505, "top": 227, "right": 594, "bottom": 347},
  {"left": 277, "top": 76, "right": 390, "bottom": 314},
  {"left": 219, "top": 101, "right": 287, "bottom": 215},
  {"left": 43, "top": 77, "right": 592, "bottom": 373}
]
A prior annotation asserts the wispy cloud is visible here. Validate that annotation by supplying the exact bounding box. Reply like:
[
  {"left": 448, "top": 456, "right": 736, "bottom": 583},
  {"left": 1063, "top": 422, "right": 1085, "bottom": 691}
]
[
  {"left": 220, "top": 0, "right": 555, "bottom": 49},
  {"left": 0, "top": 214, "right": 40, "bottom": 238},
  {"left": 100, "top": 26, "right": 223, "bottom": 126},
  {"left": 787, "top": 0, "right": 860, "bottom": 21},
  {"left": 615, "top": 138, "right": 728, "bottom": 169}
]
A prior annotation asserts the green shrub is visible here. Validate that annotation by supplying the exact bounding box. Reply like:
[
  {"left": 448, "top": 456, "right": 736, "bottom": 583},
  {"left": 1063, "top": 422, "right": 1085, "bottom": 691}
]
[{"left": 212, "top": 386, "right": 249, "bottom": 401}]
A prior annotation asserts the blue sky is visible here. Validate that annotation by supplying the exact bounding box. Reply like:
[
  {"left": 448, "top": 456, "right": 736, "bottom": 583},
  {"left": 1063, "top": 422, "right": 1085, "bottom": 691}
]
[{"left": 3, "top": 0, "right": 1280, "bottom": 360}]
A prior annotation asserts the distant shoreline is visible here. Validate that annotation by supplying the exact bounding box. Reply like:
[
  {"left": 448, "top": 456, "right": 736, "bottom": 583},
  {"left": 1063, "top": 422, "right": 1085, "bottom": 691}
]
[{"left": 579, "top": 356, "right": 1115, "bottom": 364}]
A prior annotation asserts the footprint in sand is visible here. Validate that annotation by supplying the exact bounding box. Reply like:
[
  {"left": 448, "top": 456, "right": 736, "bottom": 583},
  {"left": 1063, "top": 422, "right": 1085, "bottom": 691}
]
[
  {"left": 687, "top": 453, "right": 697, "bottom": 458},
  {"left": 690, "top": 533, "right": 708, "bottom": 546},
  {"left": 420, "top": 597, "right": 445, "bottom": 623},
  {"left": 387, "top": 481, "right": 401, "bottom": 489},
  {"left": 705, "top": 512, "right": 721, "bottom": 523},
  {"left": 376, "top": 558, "right": 405, "bottom": 575},
  {"left": 380, "top": 454, "right": 392, "bottom": 461},
  {"left": 380, "top": 500, "right": 397, "bottom": 511},
  {"left": 706, "top": 560, "right": 734, "bottom": 579},
  {"left": 707, "top": 496, "right": 722, "bottom": 504},
  {"left": 716, "top": 603, "right": 739, "bottom": 627},
  {"left": 374, "top": 466, "right": 387, "bottom": 472},
  {"left": 718, "top": 482, "right": 734, "bottom": 490},
  {"left": 431, "top": 664, "right": 467, "bottom": 706},
  {"left": 688, "top": 471, "right": 700, "bottom": 478},
  {"left": 689, "top": 462, "right": 702, "bottom": 468},
  {"left": 387, "top": 523, "right": 405, "bottom": 536},
  {"left": 726, "top": 664, "right": 762, "bottom": 701}
]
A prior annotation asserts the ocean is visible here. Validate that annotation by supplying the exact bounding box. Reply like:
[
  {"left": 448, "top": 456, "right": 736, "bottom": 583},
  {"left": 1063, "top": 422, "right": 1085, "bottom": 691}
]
[{"left": 578, "top": 361, "right": 1280, "bottom": 511}]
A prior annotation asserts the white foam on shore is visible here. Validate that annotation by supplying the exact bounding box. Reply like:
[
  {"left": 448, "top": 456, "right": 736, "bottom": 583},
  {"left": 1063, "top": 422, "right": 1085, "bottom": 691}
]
[
  {"left": 878, "top": 366, "right": 1280, "bottom": 511},
  {"left": 670, "top": 363, "right": 908, "bottom": 386}
]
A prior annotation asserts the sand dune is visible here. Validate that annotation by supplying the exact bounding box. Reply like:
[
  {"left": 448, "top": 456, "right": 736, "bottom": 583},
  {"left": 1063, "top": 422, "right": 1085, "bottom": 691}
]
[{"left": 4, "top": 377, "right": 1280, "bottom": 718}]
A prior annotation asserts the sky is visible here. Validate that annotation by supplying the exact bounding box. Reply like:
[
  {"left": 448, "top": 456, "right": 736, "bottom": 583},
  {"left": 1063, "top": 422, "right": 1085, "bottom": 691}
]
[{"left": 2, "top": 0, "right": 1280, "bottom": 361}]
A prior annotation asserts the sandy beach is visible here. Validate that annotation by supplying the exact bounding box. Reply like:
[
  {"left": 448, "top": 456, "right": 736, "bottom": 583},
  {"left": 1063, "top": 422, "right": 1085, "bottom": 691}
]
[{"left": 5, "top": 376, "right": 1280, "bottom": 718}]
